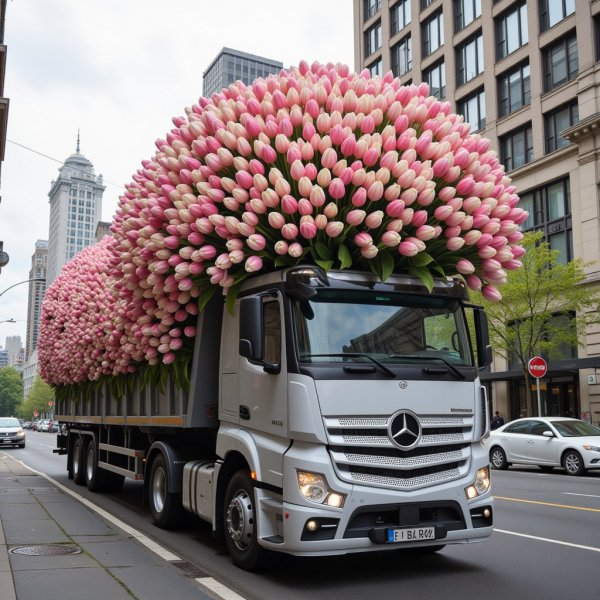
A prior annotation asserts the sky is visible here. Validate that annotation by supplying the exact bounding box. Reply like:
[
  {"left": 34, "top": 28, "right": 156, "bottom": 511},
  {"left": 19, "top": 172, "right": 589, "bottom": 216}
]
[{"left": 0, "top": 0, "right": 356, "bottom": 349}]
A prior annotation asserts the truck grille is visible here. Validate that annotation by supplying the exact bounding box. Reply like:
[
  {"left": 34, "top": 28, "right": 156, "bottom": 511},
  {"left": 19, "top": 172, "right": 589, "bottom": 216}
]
[{"left": 325, "top": 415, "right": 472, "bottom": 491}]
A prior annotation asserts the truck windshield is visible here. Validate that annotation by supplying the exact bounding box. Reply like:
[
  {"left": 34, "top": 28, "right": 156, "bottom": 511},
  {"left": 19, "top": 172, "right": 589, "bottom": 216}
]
[{"left": 293, "top": 289, "right": 473, "bottom": 366}]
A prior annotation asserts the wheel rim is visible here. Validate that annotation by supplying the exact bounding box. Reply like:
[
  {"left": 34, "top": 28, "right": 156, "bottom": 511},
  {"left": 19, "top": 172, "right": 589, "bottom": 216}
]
[
  {"left": 564, "top": 453, "right": 580, "bottom": 474},
  {"left": 86, "top": 446, "right": 94, "bottom": 481},
  {"left": 491, "top": 449, "right": 504, "bottom": 468},
  {"left": 73, "top": 441, "right": 81, "bottom": 474},
  {"left": 226, "top": 488, "right": 254, "bottom": 551},
  {"left": 151, "top": 466, "right": 166, "bottom": 513}
]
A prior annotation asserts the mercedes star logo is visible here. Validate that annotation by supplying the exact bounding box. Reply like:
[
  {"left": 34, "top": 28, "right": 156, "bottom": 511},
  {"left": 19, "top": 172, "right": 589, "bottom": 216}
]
[{"left": 388, "top": 410, "right": 421, "bottom": 450}]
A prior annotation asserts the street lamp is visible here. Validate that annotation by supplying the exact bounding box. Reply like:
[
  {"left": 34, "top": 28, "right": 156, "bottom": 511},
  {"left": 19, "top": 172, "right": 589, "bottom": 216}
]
[
  {"left": 0, "top": 318, "right": 16, "bottom": 324},
  {"left": 0, "top": 278, "right": 45, "bottom": 300}
]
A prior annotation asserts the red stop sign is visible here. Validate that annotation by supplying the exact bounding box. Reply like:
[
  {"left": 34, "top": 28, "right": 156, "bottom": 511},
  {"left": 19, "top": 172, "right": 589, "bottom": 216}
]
[{"left": 528, "top": 356, "right": 548, "bottom": 379}]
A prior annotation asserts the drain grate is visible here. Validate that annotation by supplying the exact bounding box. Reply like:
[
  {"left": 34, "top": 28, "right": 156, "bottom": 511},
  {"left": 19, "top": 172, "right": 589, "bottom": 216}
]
[{"left": 10, "top": 544, "right": 83, "bottom": 556}]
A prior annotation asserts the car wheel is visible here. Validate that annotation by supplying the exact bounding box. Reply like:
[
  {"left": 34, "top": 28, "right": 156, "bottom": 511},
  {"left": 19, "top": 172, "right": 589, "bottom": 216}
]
[
  {"left": 562, "top": 450, "right": 585, "bottom": 476},
  {"left": 223, "top": 470, "right": 269, "bottom": 571},
  {"left": 490, "top": 446, "right": 508, "bottom": 470}
]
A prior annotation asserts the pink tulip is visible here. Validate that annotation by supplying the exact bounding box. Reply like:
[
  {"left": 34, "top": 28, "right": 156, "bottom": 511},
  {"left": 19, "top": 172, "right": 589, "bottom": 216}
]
[
  {"left": 245, "top": 256, "right": 263, "bottom": 273},
  {"left": 481, "top": 284, "right": 502, "bottom": 302},
  {"left": 399, "top": 241, "right": 419, "bottom": 257},
  {"left": 456, "top": 259, "right": 475, "bottom": 275},
  {"left": 329, "top": 178, "right": 345, "bottom": 199}
]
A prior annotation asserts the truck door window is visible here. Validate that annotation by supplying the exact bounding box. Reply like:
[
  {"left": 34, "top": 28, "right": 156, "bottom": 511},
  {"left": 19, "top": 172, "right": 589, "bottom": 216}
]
[{"left": 263, "top": 299, "right": 281, "bottom": 367}]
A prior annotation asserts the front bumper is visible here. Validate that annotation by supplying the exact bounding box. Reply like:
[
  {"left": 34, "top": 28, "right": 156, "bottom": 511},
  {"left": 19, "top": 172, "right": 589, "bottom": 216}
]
[{"left": 257, "top": 442, "right": 493, "bottom": 556}]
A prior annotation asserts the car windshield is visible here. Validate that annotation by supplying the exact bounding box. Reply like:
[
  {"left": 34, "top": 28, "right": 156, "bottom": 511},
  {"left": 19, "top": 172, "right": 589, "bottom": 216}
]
[
  {"left": 553, "top": 420, "right": 600, "bottom": 437},
  {"left": 293, "top": 289, "right": 472, "bottom": 366},
  {"left": 0, "top": 418, "right": 20, "bottom": 427}
]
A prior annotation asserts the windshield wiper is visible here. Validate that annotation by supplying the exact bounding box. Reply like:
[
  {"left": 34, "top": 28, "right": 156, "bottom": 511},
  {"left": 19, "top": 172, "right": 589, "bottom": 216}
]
[
  {"left": 389, "top": 354, "right": 466, "bottom": 380},
  {"left": 300, "top": 353, "right": 396, "bottom": 378}
]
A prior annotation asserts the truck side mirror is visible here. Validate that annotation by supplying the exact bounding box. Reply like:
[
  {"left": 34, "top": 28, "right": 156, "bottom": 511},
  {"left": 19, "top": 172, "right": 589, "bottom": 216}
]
[
  {"left": 239, "top": 296, "right": 264, "bottom": 362},
  {"left": 473, "top": 308, "right": 493, "bottom": 368}
]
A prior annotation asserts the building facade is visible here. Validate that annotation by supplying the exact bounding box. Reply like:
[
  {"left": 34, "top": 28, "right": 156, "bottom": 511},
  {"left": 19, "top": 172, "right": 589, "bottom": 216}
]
[
  {"left": 202, "top": 47, "right": 283, "bottom": 97},
  {"left": 25, "top": 239, "right": 47, "bottom": 361},
  {"left": 353, "top": 0, "right": 600, "bottom": 425},
  {"left": 4, "top": 334, "right": 21, "bottom": 365},
  {"left": 46, "top": 139, "right": 105, "bottom": 287}
]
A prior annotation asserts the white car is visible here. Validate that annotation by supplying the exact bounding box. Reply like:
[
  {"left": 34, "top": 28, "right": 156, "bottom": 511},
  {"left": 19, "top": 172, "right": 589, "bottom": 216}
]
[
  {"left": 487, "top": 417, "right": 600, "bottom": 476},
  {"left": 0, "top": 417, "right": 26, "bottom": 448}
]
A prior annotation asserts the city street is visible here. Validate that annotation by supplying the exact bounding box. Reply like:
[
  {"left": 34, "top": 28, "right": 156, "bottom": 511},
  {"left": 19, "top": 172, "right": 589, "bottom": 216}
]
[{"left": 5, "top": 430, "right": 599, "bottom": 600}]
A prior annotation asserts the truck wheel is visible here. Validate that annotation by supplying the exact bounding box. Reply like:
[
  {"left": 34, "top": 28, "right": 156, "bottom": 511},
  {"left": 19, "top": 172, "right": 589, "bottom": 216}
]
[
  {"left": 85, "top": 438, "right": 109, "bottom": 492},
  {"left": 223, "top": 471, "right": 268, "bottom": 571},
  {"left": 72, "top": 436, "right": 87, "bottom": 485},
  {"left": 148, "top": 454, "right": 184, "bottom": 528}
]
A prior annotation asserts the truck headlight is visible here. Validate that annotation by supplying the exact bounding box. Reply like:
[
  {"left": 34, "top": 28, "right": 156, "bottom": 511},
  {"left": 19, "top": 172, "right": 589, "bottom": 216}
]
[
  {"left": 297, "top": 471, "right": 346, "bottom": 508},
  {"left": 465, "top": 466, "right": 491, "bottom": 500}
]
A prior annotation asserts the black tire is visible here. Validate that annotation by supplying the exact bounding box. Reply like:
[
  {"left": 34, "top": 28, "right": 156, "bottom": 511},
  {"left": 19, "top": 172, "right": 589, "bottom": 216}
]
[
  {"left": 72, "top": 436, "right": 87, "bottom": 485},
  {"left": 223, "top": 470, "right": 269, "bottom": 571},
  {"left": 562, "top": 450, "right": 585, "bottom": 476},
  {"left": 148, "top": 454, "right": 184, "bottom": 528},
  {"left": 85, "top": 438, "right": 109, "bottom": 492},
  {"left": 490, "top": 446, "right": 508, "bottom": 470}
]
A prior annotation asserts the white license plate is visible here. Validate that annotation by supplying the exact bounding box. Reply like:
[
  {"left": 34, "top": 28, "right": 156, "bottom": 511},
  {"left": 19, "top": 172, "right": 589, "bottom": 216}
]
[{"left": 387, "top": 526, "right": 436, "bottom": 543}]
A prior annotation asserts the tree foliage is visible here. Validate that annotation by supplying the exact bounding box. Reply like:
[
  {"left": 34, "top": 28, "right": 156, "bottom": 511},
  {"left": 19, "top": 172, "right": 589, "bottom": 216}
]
[
  {"left": 0, "top": 367, "right": 23, "bottom": 417},
  {"left": 18, "top": 376, "right": 55, "bottom": 420},
  {"left": 471, "top": 231, "right": 600, "bottom": 415}
]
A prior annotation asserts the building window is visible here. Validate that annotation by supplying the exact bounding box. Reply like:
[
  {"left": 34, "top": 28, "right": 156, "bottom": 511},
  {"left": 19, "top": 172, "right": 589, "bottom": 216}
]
[
  {"left": 454, "top": 0, "right": 481, "bottom": 32},
  {"left": 456, "top": 33, "right": 483, "bottom": 85},
  {"left": 495, "top": 2, "right": 528, "bottom": 60},
  {"left": 390, "top": 0, "right": 411, "bottom": 35},
  {"left": 458, "top": 88, "right": 485, "bottom": 131},
  {"left": 422, "top": 11, "right": 444, "bottom": 57},
  {"left": 369, "top": 58, "right": 383, "bottom": 77},
  {"left": 500, "top": 125, "right": 533, "bottom": 171},
  {"left": 423, "top": 61, "right": 446, "bottom": 99},
  {"left": 543, "top": 34, "right": 578, "bottom": 92},
  {"left": 498, "top": 62, "right": 531, "bottom": 117},
  {"left": 539, "top": 0, "right": 575, "bottom": 32},
  {"left": 391, "top": 36, "right": 412, "bottom": 77},
  {"left": 364, "top": 0, "right": 381, "bottom": 20},
  {"left": 420, "top": 0, "right": 435, "bottom": 8},
  {"left": 364, "top": 21, "right": 382, "bottom": 57},
  {"left": 518, "top": 178, "right": 572, "bottom": 264},
  {"left": 595, "top": 16, "right": 600, "bottom": 63},
  {"left": 544, "top": 101, "right": 579, "bottom": 153}
]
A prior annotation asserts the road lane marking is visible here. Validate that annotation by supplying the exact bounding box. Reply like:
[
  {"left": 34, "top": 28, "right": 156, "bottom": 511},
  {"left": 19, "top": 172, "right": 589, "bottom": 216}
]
[
  {"left": 564, "top": 492, "right": 600, "bottom": 499},
  {"left": 495, "top": 495, "right": 600, "bottom": 513},
  {"left": 196, "top": 578, "right": 248, "bottom": 600},
  {"left": 494, "top": 529, "right": 600, "bottom": 553}
]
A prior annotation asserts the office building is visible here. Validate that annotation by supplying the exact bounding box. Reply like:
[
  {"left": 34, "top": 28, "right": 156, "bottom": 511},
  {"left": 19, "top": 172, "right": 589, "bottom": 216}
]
[
  {"left": 25, "top": 240, "right": 47, "bottom": 361},
  {"left": 203, "top": 47, "right": 283, "bottom": 97},
  {"left": 353, "top": 0, "right": 600, "bottom": 423},
  {"left": 46, "top": 136, "right": 105, "bottom": 286}
]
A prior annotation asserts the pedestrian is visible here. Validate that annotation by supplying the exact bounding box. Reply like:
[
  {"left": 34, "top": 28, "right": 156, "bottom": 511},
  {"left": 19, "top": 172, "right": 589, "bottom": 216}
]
[{"left": 490, "top": 411, "right": 505, "bottom": 430}]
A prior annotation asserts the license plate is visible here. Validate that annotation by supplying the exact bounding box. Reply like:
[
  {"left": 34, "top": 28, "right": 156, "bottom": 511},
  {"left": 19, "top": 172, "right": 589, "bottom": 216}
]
[{"left": 387, "top": 526, "right": 436, "bottom": 543}]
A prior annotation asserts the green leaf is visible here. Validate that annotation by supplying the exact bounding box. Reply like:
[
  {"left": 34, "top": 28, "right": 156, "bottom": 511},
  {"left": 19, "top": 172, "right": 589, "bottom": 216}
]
[
  {"left": 314, "top": 242, "right": 332, "bottom": 260},
  {"left": 274, "top": 256, "right": 291, "bottom": 267},
  {"left": 315, "top": 259, "right": 334, "bottom": 271},
  {"left": 225, "top": 278, "right": 246, "bottom": 315},
  {"left": 197, "top": 286, "right": 217, "bottom": 313},
  {"left": 379, "top": 251, "right": 395, "bottom": 282},
  {"left": 410, "top": 252, "right": 434, "bottom": 267},
  {"left": 337, "top": 243, "right": 352, "bottom": 270},
  {"left": 408, "top": 266, "right": 434, "bottom": 293}
]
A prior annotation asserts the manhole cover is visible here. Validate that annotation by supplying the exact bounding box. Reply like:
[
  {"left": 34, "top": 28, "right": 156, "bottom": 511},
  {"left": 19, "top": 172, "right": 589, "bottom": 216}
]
[{"left": 10, "top": 544, "right": 82, "bottom": 556}]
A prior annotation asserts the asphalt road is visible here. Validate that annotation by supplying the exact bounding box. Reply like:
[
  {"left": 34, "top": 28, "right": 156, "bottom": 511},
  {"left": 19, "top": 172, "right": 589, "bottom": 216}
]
[{"left": 6, "top": 430, "right": 600, "bottom": 600}]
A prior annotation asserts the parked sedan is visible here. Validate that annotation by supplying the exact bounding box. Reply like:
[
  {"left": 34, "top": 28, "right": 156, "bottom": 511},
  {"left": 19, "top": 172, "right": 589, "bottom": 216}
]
[
  {"left": 0, "top": 417, "right": 26, "bottom": 448},
  {"left": 487, "top": 417, "right": 600, "bottom": 476}
]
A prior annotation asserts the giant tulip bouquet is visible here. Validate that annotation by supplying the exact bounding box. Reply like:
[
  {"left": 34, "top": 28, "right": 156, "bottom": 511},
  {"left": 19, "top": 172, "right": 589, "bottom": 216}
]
[{"left": 39, "top": 61, "right": 527, "bottom": 390}]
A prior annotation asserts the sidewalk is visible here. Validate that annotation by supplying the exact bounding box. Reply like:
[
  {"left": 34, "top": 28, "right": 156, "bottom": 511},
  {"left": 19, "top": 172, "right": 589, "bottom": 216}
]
[{"left": 0, "top": 452, "right": 213, "bottom": 600}]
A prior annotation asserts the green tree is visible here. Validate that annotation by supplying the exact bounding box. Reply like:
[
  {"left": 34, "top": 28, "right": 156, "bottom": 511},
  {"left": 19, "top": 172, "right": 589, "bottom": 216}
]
[
  {"left": 471, "top": 231, "right": 600, "bottom": 416},
  {"left": 0, "top": 367, "right": 23, "bottom": 417},
  {"left": 18, "top": 376, "right": 55, "bottom": 420}
]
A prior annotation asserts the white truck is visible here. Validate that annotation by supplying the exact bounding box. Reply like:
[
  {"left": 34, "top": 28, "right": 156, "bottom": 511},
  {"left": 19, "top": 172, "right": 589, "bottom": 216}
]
[{"left": 54, "top": 265, "right": 494, "bottom": 570}]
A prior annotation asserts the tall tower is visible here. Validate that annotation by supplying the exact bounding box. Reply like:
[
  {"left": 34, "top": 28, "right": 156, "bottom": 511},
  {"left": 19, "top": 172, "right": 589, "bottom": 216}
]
[
  {"left": 46, "top": 134, "right": 105, "bottom": 286},
  {"left": 25, "top": 239, "right": 48, "bottom": 361}
]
